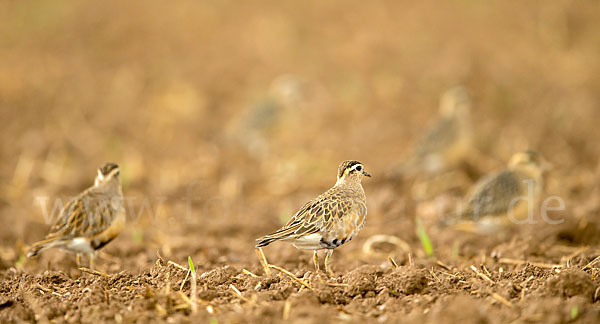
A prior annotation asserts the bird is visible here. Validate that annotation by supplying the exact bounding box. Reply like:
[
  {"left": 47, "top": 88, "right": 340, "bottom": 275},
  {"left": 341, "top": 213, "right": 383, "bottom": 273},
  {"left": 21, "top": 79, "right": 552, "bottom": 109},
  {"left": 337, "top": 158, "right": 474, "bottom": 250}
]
[
  {"left": 27, "top": 162, "right": 125, "bottom": 269},
  {"left": 256, "top": 160, "right": 370, "bottom": 276},
  {"left": 441, "top": 150, "right": 549, "bottom": 233},
  {"left": 229, "top": 74, "right": 308, "bottom": 159},
  {"left": 394, "top": 86, "right": 473, "bottom": 177}
]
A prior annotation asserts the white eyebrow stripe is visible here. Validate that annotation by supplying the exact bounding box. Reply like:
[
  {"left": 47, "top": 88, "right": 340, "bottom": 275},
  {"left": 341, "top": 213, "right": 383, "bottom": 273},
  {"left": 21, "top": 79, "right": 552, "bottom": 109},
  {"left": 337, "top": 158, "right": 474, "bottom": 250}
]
[
  {"left": 348, "top": 164, "right": 363, "bottom": 172},
  {"left": 108, "top": 168, "right": 120, "bottom": 177}
]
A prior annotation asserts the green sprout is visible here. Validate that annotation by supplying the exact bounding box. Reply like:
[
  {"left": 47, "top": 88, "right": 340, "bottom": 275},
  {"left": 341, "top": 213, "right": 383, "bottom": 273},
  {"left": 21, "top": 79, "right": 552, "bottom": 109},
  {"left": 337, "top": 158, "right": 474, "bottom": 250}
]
[
  {"left": 188, "top": 256, "right": 195, "bottom": 274},
  {"left": 451, "top": 241, "right": 460, "bottom": 259},
  {"left": 416, "top": 216, "right": 434, "bottom": 258},
  {"left": 15, "top": 254, "right": 26, "bottom": 268},
  {"left": 132, "top": 229, "right": 144, "bottom": 243},
  {"left": 570, "top": 305, "right": 578, "bottom": 320},
  {"left": 188, "top": 256, "right": 197, "bottom": 313}
]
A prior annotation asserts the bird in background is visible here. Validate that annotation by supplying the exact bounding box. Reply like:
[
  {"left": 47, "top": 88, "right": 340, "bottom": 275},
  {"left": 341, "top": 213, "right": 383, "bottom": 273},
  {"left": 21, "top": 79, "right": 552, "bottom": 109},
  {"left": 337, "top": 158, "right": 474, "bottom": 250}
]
[
  {"left": 256, "top": 160, "right": 370, "bottom": 277},
  {"left": 230, "top": 74, "right": 308, "bottom": 159},
  {"left": 392, "top": 86, "right": 473, "bottom": 177},
  {"left": 27, "top": 163, "right": 125, "bottom": 269},
  {"left": 440, "top": 150, "right": 550, "bottom": 233}
]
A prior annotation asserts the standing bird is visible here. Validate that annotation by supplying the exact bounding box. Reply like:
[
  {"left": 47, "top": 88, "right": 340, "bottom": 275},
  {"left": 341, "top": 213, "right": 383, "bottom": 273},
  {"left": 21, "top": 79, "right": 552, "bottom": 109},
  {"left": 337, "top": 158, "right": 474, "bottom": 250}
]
[
  {"left": 27, "top": 163, "right": 125, "bottom": 269},
  {"left": 395, "top": 86, "right": 473, "bottom": 176},
  {"left": 441, "top": 150, "right": 549, "bottom": 233},
  {"left": 256, "top": 160, "right": 370, "bottom": 276},
  {"left": 229, "top": 74, "right": 308, "bottom": 159}
]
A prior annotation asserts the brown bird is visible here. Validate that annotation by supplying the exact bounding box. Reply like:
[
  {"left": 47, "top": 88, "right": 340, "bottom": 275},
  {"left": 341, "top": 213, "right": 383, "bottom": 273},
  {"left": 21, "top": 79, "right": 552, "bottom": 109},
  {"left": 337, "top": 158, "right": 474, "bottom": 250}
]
[
  {"left": 441, "top": 150, "right": 549, "bottom": 233},
  {"left": 256, "top": 160, "right": 370, "bottom": 276},
  {"left": 395, "top": 86, "right": 473, "bottom": 176},
  {"left": 27, "top": 163, "right": 125, "bottom": 269}
]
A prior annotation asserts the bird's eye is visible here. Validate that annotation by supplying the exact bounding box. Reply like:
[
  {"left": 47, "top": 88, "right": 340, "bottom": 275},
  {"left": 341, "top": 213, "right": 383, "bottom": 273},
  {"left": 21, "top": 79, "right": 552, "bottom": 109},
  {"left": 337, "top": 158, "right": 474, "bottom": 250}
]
[{"left": 355, "top": 165, "right": 362, "bottom": 172}]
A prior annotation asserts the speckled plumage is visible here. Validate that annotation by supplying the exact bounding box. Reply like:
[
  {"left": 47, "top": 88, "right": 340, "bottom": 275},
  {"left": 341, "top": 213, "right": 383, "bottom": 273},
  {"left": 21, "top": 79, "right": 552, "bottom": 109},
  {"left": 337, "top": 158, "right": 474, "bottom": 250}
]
[
  {"left": 444, "top": 150, "right": 547, "bottom": 232},
  {"left": 27, "top": 163, "right": 125, "bottom": 269},
  {"left": 256, "top": 160, "right": 370, "bottom": 275},
  {"left": 402, "top": 86, "right": 473, "bottom": 175}
]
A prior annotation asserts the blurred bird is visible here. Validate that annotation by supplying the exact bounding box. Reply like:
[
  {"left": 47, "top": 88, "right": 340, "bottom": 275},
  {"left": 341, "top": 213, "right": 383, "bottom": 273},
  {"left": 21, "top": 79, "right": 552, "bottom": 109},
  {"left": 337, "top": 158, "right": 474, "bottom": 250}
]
[
  {"left": 231, "top": 74, "right": 308, "bottom": 158},
  {"left": 394, "top": 86, "right": 473, "bottom": 177},
  {"left": 441, "top": 150, "right": 550, "bottom": 233},
  {"left": 256, "top": 160, "right": 370, "bottom": 276},
  {"left": 27, "top": 163, "right": 125, "bottom": 269}
]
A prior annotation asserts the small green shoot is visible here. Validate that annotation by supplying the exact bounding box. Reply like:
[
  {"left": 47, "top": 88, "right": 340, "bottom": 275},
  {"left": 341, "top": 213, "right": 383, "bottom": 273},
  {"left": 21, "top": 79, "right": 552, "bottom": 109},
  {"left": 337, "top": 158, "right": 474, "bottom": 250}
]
[
  {"left": 451, "top": 241, "right": 460, "bottom": 259},
  {"left": 15, "top": 254, "right": 26, "bottom": 268},
  {"left": 416, "top": 216, "right": 434, "bottom": 258},
  {"left": 570, "top": 305, "right": 578, "bottom": 320},
  {"left": 188, "top": 256, "right": 195, "bottom": 274},
  {"left": 188, "top": 256, "right": 197, "bottom": 313},
  {"left": 132, "top": 229, "right": 144, "bottom": 243}
]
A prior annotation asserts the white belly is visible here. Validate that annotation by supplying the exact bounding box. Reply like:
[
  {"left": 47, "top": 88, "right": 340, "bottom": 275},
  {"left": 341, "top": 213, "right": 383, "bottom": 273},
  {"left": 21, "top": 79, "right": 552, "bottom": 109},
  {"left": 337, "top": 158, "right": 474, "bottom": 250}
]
[
  {"left": 61, "top": 237, "right": 94, "bottom": 254},
  {"left": 291, "top": 233, "right": 324, "bottom": 250}
]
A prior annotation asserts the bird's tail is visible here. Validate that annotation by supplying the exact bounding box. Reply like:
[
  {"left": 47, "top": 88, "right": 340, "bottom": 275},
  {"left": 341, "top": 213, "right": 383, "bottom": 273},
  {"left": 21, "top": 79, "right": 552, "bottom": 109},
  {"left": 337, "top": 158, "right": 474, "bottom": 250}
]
[
  {"left": 436, "top": 209, "right": 470, "bottom": 230},
  {"left": 256, "top": 233, "right": 291, "bottom": 247},
  {"left": 438, "top": 219, "right": 478, "bottom": 233},
  {"left": 437, "top": 210, "right": 498, "bottom": 234},
  {"left": 255, "top": 237, "right": 278, "bottom": 248},
  {"left": 255, "top": 227, "right": 298, "bottom": 247},
  {"left": 26, "top": 238, "right": 59, "bottom": 258}
]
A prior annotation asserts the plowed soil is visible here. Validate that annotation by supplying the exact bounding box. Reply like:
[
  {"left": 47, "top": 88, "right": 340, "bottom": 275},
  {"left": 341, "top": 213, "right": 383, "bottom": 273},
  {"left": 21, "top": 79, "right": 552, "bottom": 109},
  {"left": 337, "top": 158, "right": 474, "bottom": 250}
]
[{"left": 2, "top": 1, "right": 600, "bottom": 323}]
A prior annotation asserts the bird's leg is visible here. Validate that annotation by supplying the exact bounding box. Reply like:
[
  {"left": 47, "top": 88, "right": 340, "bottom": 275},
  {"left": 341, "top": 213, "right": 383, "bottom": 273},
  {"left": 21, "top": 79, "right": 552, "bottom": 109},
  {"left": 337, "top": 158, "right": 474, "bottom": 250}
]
[
  {"left": 313, "top": 250, "right": 320, "bottom": 272},
  {"left": 76, "top": 254, "right": 82, "bottom": 267},
  {"left": 324, "top": 249, "right": 334, "bottom": 277},
  {"left": 89, "top": 252, "right": 95, "bottom": 271}
]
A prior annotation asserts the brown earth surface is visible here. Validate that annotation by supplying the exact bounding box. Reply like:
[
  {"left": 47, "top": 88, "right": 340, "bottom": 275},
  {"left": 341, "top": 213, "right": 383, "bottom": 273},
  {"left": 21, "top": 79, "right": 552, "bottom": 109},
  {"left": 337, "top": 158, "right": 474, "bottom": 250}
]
[{"left": 2, "top": 0, "right": 600, "bottom": 323}]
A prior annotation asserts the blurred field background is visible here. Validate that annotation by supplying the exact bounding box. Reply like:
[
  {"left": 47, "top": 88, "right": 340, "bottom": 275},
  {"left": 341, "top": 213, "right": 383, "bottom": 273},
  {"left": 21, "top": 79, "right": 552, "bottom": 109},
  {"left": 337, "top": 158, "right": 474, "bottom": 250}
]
[{"left": 1, "top": 0, "right": 600, "bottom": 322}]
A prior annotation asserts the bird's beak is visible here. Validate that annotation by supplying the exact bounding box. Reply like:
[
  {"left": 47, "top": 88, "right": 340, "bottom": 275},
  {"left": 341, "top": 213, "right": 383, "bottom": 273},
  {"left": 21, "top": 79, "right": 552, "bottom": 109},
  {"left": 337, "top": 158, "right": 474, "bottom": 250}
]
[{"left": 362, "top": 170, "right": 372, "bottom": 177}]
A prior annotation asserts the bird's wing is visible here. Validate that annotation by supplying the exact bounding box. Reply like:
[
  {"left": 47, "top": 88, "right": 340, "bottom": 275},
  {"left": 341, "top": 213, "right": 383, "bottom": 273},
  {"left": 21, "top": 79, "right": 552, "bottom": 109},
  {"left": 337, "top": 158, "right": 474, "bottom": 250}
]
[
  {"left": 460, "top": 170, "right": 526, "bottom": 219},
  {"left": 45, "top": 189, "right": 119, "bottom": 240},
  {"left": 256, "top": 188, "right": 355, "bottom": 244},
  {"left": 414, "top": 116, "right": 459, "bottom": 158}
]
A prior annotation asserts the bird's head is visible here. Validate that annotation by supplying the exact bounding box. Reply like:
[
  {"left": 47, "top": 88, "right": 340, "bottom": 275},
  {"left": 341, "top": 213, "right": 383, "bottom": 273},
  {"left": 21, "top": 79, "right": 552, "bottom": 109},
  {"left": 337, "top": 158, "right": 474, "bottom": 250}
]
[
  {"left": 439, "top": 86, "right": 471, "bottom": 118},
  {"left": 336, "top": 160, "right": 371, "bottom": 185},
  {"left": 508, "top": 150, "right": 551, "bottom": 178},
  {"left": 95, "top": 162, "right": 121, "bottom": 186}
]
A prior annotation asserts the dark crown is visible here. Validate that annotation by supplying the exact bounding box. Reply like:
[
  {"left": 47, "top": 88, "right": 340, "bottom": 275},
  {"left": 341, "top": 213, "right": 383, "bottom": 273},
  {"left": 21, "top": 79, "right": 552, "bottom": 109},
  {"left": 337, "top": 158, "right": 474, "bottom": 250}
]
[
  {"left": 337, "top": 160, "right": 362, "bottom": 178},
  {"left": 522, "top": 150, "right": 540, "bottom": 164},
  {"left": 99, "top": 162, "right": 119, "bottom": 176}
]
